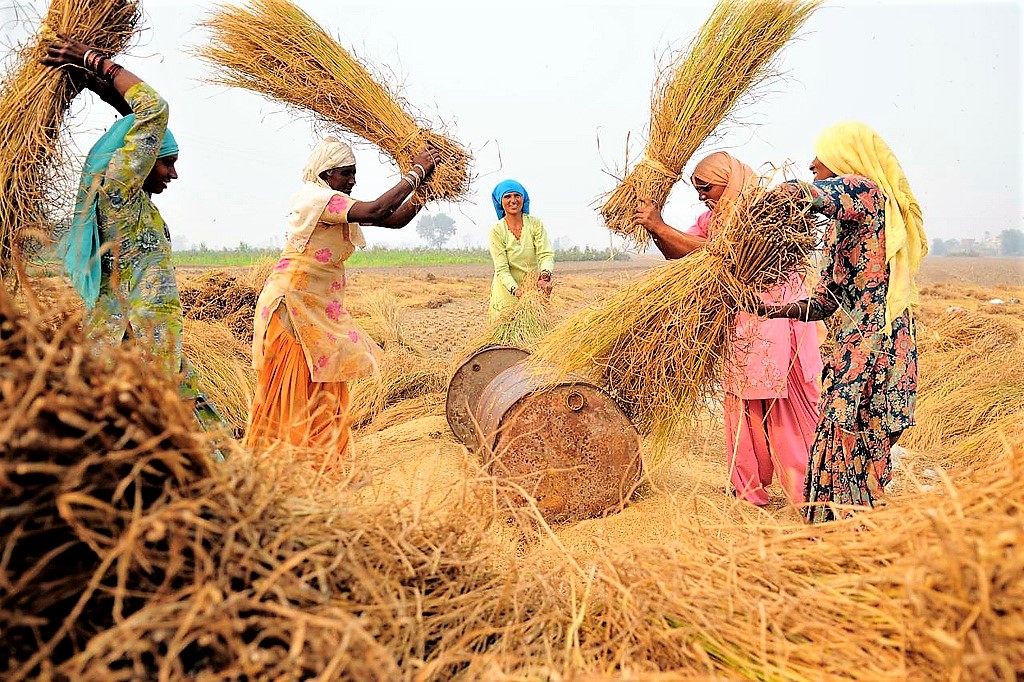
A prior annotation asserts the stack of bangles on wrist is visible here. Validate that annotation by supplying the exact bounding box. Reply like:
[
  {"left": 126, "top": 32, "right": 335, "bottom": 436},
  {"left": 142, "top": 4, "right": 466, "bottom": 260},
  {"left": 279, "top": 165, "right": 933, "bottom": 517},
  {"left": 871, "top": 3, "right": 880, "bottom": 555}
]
[
  {"left": 82, "top": 49, "right": 123, "bottom": 82},
  {"left": 402, "top": 166, "right": 424, "bottom": 190}
]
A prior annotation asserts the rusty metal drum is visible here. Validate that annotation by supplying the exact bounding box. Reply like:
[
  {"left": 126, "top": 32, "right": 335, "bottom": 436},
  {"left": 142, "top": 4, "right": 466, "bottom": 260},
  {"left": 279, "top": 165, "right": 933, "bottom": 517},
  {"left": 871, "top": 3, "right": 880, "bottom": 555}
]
[
  {"left": 445, "top": 345, "right": 531, "bottom": 450},
  {"left": 475, "top": 361, "right": 643, "bottom": 523}
]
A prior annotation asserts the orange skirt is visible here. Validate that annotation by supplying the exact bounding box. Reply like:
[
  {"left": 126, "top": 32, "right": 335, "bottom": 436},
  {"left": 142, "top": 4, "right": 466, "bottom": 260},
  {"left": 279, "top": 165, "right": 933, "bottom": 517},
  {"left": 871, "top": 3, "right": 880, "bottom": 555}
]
[{"left": 245, "top": 314, "right": 351, "bottom": 463}]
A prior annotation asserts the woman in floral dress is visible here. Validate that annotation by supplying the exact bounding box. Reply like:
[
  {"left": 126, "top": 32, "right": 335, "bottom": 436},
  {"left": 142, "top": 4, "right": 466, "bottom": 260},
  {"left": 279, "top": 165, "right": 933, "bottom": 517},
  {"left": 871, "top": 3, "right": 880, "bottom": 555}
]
[
  {"left": 42, "top": 37, "right": 226, "bottom": 434},
  {"left": 246, "top": 137, "right": 439, "bottom": 462},
  {"left": 758, "top": 122, "right": 926, "bottom": 523}
]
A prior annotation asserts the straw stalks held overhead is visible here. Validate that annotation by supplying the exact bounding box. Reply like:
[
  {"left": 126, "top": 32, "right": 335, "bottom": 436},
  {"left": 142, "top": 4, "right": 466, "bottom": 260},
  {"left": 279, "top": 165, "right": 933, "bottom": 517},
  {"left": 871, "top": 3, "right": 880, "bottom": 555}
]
[
  {"left": 601, "top": 0, "right": 822, "bottom": 248},
  {"left": 0, "top": 0, "right": 141, "bottom": 285},
  {"left": 533, "top": 184, "right": 819, "bottom": 452},
  {"left": 199, "top": 0, "right": 472, "bottom": 202}
]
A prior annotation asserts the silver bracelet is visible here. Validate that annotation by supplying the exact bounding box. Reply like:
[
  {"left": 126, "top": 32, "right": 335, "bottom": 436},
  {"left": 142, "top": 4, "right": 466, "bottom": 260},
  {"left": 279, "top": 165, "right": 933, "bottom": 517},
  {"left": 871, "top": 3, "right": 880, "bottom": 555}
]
[
  {"left": 405, "top": 171, "right": 421, "bottom": 188},
  {"left": 83, "top": 49, "right": 96, "bottom": 70},
  {"left": 401, "top": 174, "right": 416, "bottom": 189},
  {"left": 412, "top": 163, "right": 427, "bottom": 178}
]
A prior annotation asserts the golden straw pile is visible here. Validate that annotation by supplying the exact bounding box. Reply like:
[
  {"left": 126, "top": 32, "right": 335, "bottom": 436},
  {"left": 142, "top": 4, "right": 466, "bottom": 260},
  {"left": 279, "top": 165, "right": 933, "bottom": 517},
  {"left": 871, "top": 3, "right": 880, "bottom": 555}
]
[
  {"left": 179, "top": 270, "right": 260, "bottom": 344},
  {"left": 0, "top": 0, "right": 141, "bottom": 285},
  {"left": 601, "top": 0, "right": 822, "bottom": 247},
  {"left": 198, "top": 0, "right": 472, "bottom": 202},
  {"left": 2, "top": 269, "right": 1023, "bottom": 679},
  {"left": 902, "top": 309, "right": 1024, "bottom": 470},
  {"left": 533, "top": 185, "right": 819, "bottom": 450}
]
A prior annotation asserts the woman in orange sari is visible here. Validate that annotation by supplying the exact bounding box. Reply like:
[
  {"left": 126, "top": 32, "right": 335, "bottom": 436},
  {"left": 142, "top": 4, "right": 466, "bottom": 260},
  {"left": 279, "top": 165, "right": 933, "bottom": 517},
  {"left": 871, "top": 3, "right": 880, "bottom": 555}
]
[{"left": 246, "top": 137, "right": 439, "bottom": 462}]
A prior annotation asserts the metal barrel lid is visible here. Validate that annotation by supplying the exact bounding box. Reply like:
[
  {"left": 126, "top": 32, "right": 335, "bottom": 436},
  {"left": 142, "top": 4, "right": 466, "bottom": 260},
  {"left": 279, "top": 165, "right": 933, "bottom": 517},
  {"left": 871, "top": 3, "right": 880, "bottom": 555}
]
[
  {"left": 475, "top": 359, "right": 643, "bottom": 523},
  {"left": 445, "top": 345, "right": 530, "bottom": 450}
]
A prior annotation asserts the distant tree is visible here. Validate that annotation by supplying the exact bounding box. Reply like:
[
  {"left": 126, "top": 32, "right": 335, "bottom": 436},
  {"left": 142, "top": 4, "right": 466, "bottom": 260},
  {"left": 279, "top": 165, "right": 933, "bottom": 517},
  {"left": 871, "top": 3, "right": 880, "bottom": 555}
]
[
  {"left": 1000, "top": 229, "right": 1024, "bottom": 256},
  {"left": 930, "top": 237, "right": 948, "bottom": 256},
  {"left": 415, "top": 213, "right": 457, "bottom": 249}
]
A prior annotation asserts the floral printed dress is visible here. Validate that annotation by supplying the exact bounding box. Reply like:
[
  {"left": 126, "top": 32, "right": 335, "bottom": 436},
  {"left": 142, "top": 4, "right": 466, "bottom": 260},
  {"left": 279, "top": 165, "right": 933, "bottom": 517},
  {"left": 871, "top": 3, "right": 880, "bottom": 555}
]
[
  {"left": 85, "top": 82, "right": 225, "bottom": 438},
  {"left": 252, "top": 190, "right": 381, "bottom": 384},
  {"left": 798, "top": 176, "right": 918, "bottom": 523}
]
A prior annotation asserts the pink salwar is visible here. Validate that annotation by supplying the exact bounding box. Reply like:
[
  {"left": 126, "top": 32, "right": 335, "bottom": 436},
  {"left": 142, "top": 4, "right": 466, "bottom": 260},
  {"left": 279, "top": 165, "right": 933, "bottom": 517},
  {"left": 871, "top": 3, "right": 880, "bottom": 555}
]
[
  {"left": 723, "top": 345, "right": 821, "bottom": 506},
  {"left": 688, "top": 211, "right": 823, "bottom": 506}
]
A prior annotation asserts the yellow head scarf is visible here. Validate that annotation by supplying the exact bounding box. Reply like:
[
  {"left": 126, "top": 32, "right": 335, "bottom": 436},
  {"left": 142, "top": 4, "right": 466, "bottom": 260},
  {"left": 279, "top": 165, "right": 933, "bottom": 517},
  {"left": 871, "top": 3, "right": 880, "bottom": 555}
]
[{"left": 814, "top": 121, "right": 927, "bottom": 333}]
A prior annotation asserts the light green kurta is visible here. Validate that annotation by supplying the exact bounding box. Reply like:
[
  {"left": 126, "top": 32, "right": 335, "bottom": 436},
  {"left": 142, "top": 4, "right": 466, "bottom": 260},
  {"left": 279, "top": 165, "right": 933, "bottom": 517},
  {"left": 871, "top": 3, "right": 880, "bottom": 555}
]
[{"left": 487, "top": 214, "right": 554, "bottom": 320}]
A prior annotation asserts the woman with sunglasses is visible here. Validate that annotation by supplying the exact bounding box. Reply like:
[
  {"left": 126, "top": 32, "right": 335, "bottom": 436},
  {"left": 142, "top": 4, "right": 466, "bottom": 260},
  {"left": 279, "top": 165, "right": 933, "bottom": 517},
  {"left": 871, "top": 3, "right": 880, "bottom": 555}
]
[{"left": 635, "top": 151, "right": 823, "bottom": 509}]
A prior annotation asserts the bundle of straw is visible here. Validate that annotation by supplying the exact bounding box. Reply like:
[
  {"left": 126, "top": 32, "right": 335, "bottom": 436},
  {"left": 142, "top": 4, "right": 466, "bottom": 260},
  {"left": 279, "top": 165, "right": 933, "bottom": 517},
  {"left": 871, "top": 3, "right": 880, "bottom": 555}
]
[
  {"left": 479, "top": 271, "right": 554, "bottom": 350},
  {"left": 532, "top": 184, "right": 818, "bottom": 451},
  {"left": 600, "top": 0, "right": 822, "bottom": 248},
  {"left": 199, "top": 0, "right": 472, "bottom": 202},
  {"left": 0, "top": 0, "right": 141, "bottom": 285}
]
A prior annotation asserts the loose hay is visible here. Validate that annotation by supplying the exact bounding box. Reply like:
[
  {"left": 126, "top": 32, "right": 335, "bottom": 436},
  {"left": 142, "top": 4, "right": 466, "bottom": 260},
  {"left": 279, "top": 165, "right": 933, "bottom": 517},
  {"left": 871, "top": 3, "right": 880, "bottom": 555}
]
[
  {"left": 0, "top": 282, "right": 533, "bottom": 681},
  {"left": 198, "top": 0, "right": 472, "bottom": 202},
  {"left": 0, "top": 0, "right": 141, "bottom": 284},
  {"left": 600, "top": 0, "right": 822, "bottom": 248},
  {"left": 182, "top": 318, "right": 257, "bottom": 437},
  {"left": 178, "top": 270, "right": 258, "bottom": 344},
  {"left": 354, "top": 289, "right": 422, "bottom": 353},
  {"left": 348, "top": 347, "right": 447, "bottom": 430}
]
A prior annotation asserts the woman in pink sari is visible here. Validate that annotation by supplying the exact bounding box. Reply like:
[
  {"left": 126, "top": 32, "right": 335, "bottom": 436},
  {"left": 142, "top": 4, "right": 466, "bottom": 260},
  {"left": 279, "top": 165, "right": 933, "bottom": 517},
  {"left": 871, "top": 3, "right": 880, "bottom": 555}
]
[{"left": 635, "top": 152, "right": 823, "bottom": 506}]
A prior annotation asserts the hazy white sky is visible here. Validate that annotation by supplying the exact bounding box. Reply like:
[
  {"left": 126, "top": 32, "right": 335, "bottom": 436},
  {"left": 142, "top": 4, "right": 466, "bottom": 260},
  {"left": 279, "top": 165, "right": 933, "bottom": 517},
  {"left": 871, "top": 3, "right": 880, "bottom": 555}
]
[{"left": 2, "top": 0, "right": 1022, "bottom": 251}]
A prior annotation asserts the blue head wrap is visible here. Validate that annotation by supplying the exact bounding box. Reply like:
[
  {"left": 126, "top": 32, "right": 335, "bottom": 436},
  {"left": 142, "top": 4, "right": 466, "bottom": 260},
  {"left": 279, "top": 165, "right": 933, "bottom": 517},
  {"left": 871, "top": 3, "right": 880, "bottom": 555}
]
[
  {"left": 491, "top": 179, "right": 530, "bottom": 219},
  {"left": 61, "top": 116, "right": 177, "bottom": 307}
]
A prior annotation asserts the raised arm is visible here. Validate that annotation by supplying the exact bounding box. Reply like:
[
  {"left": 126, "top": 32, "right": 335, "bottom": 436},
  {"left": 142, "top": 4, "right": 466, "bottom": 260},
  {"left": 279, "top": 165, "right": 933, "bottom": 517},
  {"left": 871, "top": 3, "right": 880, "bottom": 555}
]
[
  {"left": 635, "top": 199, "right": 707, "bottom": 260},
  {"left": 42, "top": 39, "right": 160, "bottom": 194},
  {"left": 348, "top": 148, "right": 438, "bottom": 225}
]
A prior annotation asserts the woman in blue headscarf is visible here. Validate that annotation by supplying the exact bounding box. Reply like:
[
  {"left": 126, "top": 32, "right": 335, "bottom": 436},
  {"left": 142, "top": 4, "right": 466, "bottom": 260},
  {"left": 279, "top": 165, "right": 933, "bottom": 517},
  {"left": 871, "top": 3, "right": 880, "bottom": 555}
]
[
  {"left": 41, "top": 37, "right": 226, "bottom": 435},
  {"left": 487, "top": 179, "right": 555, "bottom": 320}
]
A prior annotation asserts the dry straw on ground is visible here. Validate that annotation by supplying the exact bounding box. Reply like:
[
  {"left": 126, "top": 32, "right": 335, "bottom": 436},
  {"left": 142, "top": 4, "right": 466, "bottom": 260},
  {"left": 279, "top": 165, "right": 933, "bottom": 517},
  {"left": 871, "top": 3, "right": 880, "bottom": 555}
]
[
  {"left": 0, "top": 0, "right": 140, "bottom": 285},
  {"left": 2, "top": 270, "right": 1023, "bottom": 679},
  {"left": 600, "top": 0, "right": 822, "bottom": 248},
  {"left": 534, "top": 184, "right": 819, "bottom": 452},
  {"left": 199, "top": 0, "right": 472, "bottom": 202},
  {"left": 355, "top": 289, "right": 422, "bottom": 354},
  {"left": 182, "top": 318, "right": 256, "bottom": 437},
  {"left": 179, "top": 270, "right": 259, "bottom": 344},
  {"left": 902, "top": 309, "right": 1024, "bottom": 470}
]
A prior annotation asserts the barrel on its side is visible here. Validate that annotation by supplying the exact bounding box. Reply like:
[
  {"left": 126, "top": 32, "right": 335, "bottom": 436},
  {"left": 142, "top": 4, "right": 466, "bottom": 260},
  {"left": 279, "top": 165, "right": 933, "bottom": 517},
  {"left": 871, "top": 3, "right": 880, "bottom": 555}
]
[
  {"left": 475, "top": 361, "right": 642, "bottom": 523},
  {"left": 445, "top": 345, "right": 531, "bottom": 450}
]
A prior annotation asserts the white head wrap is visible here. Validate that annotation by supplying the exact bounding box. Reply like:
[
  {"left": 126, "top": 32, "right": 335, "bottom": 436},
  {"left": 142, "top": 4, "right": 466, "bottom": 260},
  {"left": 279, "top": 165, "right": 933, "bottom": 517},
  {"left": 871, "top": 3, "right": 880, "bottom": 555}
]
[
  {"left": 301, "top": 136, "right": 357, "bottom": 186},
  {"left": 288, "top": 136, "right": 365, "bottom": 251}
]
